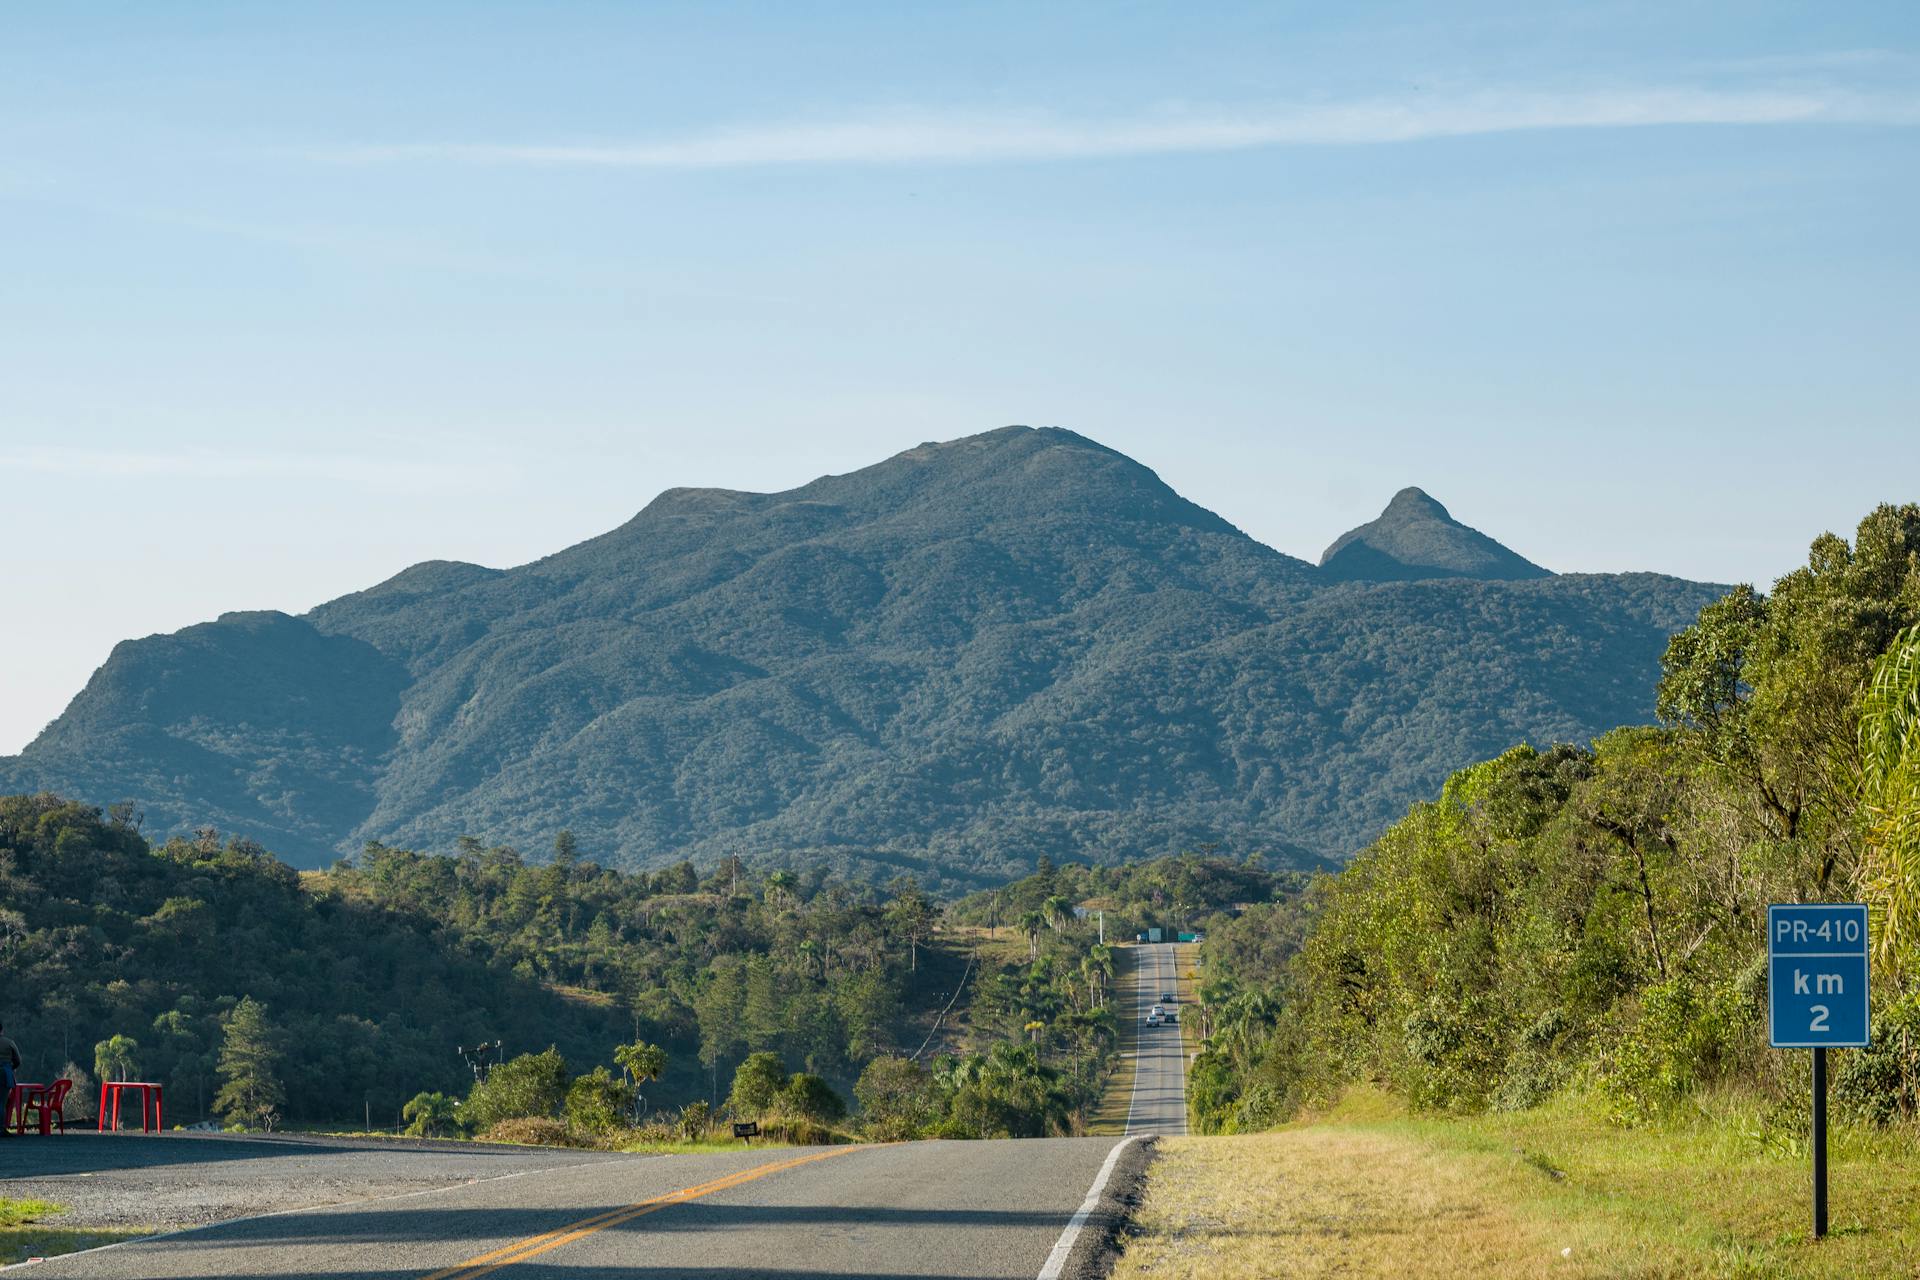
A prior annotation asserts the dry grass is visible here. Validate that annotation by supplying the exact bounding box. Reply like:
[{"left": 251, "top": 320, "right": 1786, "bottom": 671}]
[
  {"left": 1114, "top": 1126, "right": 1582, "bottom": 1279},
  {"left": 1088, "top": 942, "right": 1155, "bottom": 1135},
  {"left": 1113, "top": 1089, "right": 1920, "bottom": 1279}
]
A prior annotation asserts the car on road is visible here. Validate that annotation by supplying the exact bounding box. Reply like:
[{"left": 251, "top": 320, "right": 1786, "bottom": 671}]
[{"left": 1159, "top": 992, "right": 1177, "bottom": 1003}]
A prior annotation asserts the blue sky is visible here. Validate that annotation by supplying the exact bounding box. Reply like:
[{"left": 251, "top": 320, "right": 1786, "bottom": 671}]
[{"left": 2, "top": 2, "right": 1917, "bottom": 751}]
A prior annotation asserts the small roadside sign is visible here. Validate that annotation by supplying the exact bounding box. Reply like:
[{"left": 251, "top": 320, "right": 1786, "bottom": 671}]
[
  {"left": 1767, "top": 903, "right": 1869, "bottom": 1048},
  {"left": 1767, "top": 901, "right": 1870, "bottom": 1242},
  {"left": 732, "top": 1120, "right": 759, "bottom": 1143}
]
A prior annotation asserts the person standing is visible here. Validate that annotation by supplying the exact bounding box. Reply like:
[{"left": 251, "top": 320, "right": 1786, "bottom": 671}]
[{"left": 0, "top": 1020, "right": 19, "bottom": 1137}]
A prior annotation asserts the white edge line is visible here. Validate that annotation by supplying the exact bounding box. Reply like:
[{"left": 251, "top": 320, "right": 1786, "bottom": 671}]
[
  {"left": 1036, "top": 1135, "right": 1138, "bottom": 1280},
  {"left": 0, "top": 1154, "right": 619, "bottom": 1271}
]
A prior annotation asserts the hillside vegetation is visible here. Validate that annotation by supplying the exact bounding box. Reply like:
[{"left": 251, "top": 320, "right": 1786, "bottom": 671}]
[
  {"left": 0, "top": 799, "right": 1283, "bottom": 1139},
  {"left": 1, "top": 427, "right": 1718, "bottom": 884},
  {"left": 1189, "top": 501, "right": 1920, "bottom": 1137}
]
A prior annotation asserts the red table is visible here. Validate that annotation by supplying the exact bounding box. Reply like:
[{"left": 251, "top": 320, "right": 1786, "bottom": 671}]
[
  {"left": 99, "top": 1081, "right": 164, "bottom": 1133},
  {"left": 7, "top": 1083, "right": 51, "bottom": 1135}
]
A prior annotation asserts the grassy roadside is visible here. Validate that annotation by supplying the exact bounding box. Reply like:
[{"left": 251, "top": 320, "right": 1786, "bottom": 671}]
[
  {"left": 0, "top": 1199, "right": 145, "bottom": 1268},
  {"left": 1174, "top": 943, "right": 1200, "bottom": 1058},
  {"left": 1088, "top": 944, "right": 1145, "bottom": 1135},
  {"left": 1112, "top": 1088, "right": 1920, "bottom": 1279}
]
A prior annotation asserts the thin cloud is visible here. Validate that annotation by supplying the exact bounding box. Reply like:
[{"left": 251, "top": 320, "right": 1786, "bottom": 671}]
[
  {"left": 0, "top": 446, "right": 512, "bottom": 495},
  {"left": 331, "top": 86, "right": 1920, "bottom": 170}
]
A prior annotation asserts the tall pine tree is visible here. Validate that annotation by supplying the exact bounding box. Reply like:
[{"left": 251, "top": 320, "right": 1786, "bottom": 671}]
[{"left": 214, "top": 997, "right": 286, "bottom": 1132}]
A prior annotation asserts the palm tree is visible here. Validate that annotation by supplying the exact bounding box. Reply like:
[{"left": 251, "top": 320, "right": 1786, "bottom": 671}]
[
  {"left": 402, "top": 1091, "right": 458, "bottom": 1137},
  {"left": 1018, "top": 910, "right": 1046, "bottom": 961},
  {"left": 1861, "top": 623, "right": 1920, "bottom": 968},
  {"left": 94, "top": 1034, "right": 140, "bottom": 1084},
  {"left": 616, "top": 1039, "right": 669, "bottom": 1121},
  {"left": 1041, "top": 895, "right": 1073, "bottom": 934},
  {"left": 1087, "top": 944, "right": 1114, "bottom": 1009}
]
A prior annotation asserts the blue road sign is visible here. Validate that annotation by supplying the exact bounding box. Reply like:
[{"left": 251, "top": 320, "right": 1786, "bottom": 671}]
[{"left": 1768, "top": 903, "right": 1869, "bottom": 1048}]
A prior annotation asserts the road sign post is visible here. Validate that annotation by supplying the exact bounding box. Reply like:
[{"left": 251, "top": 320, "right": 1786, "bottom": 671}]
[{"left": 1767, "top": 903, "right": 1869, "bottom": 1240}]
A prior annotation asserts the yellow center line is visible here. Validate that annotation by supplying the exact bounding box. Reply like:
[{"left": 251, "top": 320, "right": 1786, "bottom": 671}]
[{"left": 421, "top": 1146, "right": 868, "bottom": 1280}]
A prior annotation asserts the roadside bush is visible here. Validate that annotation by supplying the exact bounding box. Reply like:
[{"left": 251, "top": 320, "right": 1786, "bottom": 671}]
[
  {"left": 774, "top": 1073, "right": 847, "bottom": 1142},
  {"left": 726, "top": 1051, "right": 788, "bottom": 1118},
  {"left": 1230, "top": 1083, "right": 1286, "bottom": 1132},
  {"left": 1835, "top": 994, "right": 1920, "bottom": 1125},
  {"left": 620, "top": 1120, "right": 680, "bottom": 1148},
  {"left": 477, "top": 1116, "right": 572, "bottom": 1147},
  {"left": 565, "top": 1067, "right": 635, "bottom": 1134},
  {"left": 677, "top": 1100, "right": 712, "bottom": 1141},
  {"left": 462, "top": 1047, "right": 569, "bottom": 1131},
  {"left": 1593, "top": 978, "right": 1758, "bottom": 1127},
  {"left": 854, "top": 1055, "right": 937, "bottom": 1141}
]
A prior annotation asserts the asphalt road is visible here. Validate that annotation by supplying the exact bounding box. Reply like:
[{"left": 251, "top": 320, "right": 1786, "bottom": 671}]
[
  {"left": 1124, "top": 943, "right": 1189, "bottom": 1137},
  {"left": 8, "top": 1136, "right": 1146, "bottom": 1279}
]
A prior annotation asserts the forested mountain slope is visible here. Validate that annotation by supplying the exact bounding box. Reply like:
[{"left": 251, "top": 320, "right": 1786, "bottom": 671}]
[{"left": 0, "top": 427, "right": 1720, "bottom": 886}]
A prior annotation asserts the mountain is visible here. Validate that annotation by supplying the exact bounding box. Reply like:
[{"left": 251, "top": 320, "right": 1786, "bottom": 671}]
[
  {"left": 1319, "top": 486, "right": 1552, "bottom": 582},
  {"left": 0, "top": 427, "right": 1722, "bottom": 889}
]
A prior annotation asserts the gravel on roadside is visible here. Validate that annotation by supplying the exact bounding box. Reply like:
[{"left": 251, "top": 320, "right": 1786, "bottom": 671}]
[{"left": 0, "top": 1131, "right": 637, "bottom": 1232}]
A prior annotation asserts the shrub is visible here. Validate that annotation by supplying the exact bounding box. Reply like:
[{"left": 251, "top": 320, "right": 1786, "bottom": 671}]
[
  {"left": 776, "top": 1073, "right": 847, "bottom": 1140},
  {"left": 726, "top": 1052, "right": 788, "bottom": 1118},
  {"left": 1230, "top": 1083, "right": 1285, "bottom": 1132},
  {"left": 478, "top": 1116, "right": 573, "bottom": 1147},
  {"left": 565, "top": 1067, "right": 636, "bottom": 1134},
  {"left": 854, "top": 1056, "right": 937, "bottom": 1141},
  {"left": 1835, "top": 993, "right": 1920, "bottom": 1125},
  {"left": 462, "top": 1047, "right": 569, "bottom": 1132},
  {"left": 677, "top": 1100, "right": 712, "bottom": 1142}
]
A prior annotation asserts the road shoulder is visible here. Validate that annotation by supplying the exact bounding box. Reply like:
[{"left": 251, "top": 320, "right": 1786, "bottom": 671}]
[{"left": 1061, "top": 1136, "right": 1156, "bottom": 1280}]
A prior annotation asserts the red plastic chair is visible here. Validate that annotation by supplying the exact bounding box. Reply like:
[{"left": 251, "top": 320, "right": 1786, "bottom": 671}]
[{"left": 21, "top": 1079, "right": 72, "bottom": 1135}]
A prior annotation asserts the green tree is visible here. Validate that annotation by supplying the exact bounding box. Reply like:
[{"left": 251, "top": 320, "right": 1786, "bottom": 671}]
[
  {"left": 726, "top": 1051, "right": 788, "bottom": 1118},
  {"left": 565, "top": 1067, "right": 636, "bottom": 1133},
  {"left": 885, "top": 880, "right": 936, "bottom": 972},
  {"left": 462, "top": 1047, "right": 570, "bottom": 1131},
  {"left": 213, "top": 997, "right": 286, "bottom": 1131}
]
